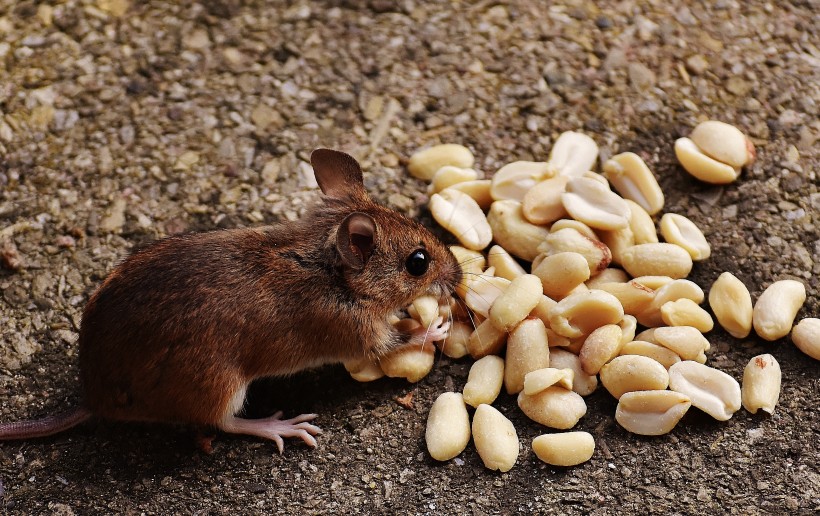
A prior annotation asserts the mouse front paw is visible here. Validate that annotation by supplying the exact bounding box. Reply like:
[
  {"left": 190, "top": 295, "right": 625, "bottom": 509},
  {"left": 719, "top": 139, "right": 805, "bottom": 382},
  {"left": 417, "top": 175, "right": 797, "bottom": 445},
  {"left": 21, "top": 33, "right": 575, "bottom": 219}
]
[{"left": 408, "top": 316, "right": 451, "bottom": 346}]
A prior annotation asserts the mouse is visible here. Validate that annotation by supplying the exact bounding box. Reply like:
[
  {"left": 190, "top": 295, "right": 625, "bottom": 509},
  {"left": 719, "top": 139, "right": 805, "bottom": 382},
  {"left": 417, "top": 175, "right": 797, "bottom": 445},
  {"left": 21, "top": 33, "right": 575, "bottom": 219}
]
[{"left": 0, "top": 148, "right": 462, "bottom": 453}]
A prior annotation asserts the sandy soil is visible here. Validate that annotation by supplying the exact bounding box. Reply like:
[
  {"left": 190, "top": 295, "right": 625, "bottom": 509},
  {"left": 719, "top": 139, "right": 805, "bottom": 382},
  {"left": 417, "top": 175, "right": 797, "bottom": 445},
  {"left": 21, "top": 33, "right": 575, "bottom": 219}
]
[{"left": 0, "top": 0, "right": 818, "bottom": 514}]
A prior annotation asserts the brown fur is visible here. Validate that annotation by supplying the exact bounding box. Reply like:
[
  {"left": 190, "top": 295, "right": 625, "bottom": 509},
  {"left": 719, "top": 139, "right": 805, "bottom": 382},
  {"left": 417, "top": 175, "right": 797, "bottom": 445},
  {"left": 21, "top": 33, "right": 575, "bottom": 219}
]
[{"left": 75, "top": 152, "right": 461, "bottom": 427}]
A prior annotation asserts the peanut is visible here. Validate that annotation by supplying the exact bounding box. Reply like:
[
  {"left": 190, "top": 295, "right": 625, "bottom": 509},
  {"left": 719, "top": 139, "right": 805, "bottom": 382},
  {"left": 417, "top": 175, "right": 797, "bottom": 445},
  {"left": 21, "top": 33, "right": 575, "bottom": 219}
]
[
  {"left": 752, "top": 279, "right": 806, "bottom": 341},
  {"left": 426, "top": 392, "right": 471, "bottom": 461},
  {"left": 668, "top": 361, "right": 741, "bottom": 421},
  {"left": 408, "top": 144, "right": 475, "bottom": 180},
  {"left": 472, "top": 404, "right": 519, "bottom": 472},
  {"left": 463, "top": 355, "right": 505, "bottom": 407},
  {"left": 532, "top": 432, "right": 595, "bottom": 467},
  {"left": 741, "top": 354, "right": 781, "bottom": 415}
]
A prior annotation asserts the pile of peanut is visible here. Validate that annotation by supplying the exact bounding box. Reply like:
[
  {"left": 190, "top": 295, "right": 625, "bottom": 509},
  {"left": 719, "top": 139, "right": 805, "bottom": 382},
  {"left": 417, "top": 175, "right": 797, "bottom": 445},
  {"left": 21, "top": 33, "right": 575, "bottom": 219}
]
[{"left": 346, "top": 122, "right": 818, "bottom": 472}]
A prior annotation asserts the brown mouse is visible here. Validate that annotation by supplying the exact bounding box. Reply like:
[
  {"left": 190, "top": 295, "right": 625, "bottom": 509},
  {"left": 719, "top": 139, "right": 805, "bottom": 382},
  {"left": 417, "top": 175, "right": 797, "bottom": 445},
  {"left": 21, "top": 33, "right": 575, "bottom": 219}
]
[{"left": 0, "top": 148, "right": 461, "bottom": 452}]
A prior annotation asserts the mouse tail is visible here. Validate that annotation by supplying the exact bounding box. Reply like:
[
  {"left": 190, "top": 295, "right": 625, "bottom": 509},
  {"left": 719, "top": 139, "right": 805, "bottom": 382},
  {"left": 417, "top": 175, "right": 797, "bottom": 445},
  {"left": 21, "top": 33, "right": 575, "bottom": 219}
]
[{"left": 0, "top": 406, "right": 92, "bottom": 440}]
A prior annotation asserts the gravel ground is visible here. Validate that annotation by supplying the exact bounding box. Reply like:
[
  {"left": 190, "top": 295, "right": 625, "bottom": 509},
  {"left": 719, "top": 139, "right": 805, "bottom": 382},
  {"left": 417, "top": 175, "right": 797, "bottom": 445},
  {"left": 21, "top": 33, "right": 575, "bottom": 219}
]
[{"left": 1, "top": 0, "right": 818, "bottom": 514}]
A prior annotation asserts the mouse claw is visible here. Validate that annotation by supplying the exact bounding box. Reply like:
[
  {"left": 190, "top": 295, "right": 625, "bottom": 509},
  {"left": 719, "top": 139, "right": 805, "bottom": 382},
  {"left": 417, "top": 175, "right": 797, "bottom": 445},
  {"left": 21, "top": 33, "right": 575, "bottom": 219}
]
[{"left": 220, "top": 412, "right": 323, "bottom": 453}]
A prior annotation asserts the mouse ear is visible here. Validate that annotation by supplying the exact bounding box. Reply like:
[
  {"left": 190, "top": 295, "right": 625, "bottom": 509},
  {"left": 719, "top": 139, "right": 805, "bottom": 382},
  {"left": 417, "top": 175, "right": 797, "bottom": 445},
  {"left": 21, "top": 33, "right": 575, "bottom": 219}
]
[
  {"left": 337, "top": 212, "right": 377, "bottom": 270},
  {"left": 311, "top": 148, "right": 367, "bottom": 202}
]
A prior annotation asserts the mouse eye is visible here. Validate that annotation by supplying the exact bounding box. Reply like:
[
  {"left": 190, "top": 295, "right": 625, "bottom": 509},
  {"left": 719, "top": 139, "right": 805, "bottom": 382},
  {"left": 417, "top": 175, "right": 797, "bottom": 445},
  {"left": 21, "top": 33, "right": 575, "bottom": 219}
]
[{"left": 405, "top": 249, "right": 430, "bottom": 277}]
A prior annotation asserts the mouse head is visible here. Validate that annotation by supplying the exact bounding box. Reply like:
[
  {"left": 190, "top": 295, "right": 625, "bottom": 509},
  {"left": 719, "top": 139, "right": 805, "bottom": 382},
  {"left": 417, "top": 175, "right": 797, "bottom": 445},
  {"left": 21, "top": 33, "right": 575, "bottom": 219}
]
[{"left": 311, "top": 148, "right": 461, "bottom": 311}]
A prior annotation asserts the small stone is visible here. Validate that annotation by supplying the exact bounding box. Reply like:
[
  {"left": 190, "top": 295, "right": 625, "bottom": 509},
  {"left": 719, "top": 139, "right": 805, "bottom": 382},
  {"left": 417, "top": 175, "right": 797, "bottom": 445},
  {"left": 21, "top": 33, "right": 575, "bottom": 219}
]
[
  {"left": 99, "top": 198, "right": 127, "bottom": 233},
  {"left": 98, "top": 0, "right": 129, "bottom": 17},
  {"left": 685, "top": 55, "right": 709, "bottom": 75},
  {"left": 183, "top": 29, "right": 210, "bottom": 50},
  {"left": 364, "top": 96, "right": 384, "bottom": 121},
  {"left": 726, "top": 77, "right": 752, "bottom": 96},
  {"left": 222, "top": 48, "right": 244, "bottom": 66},
  {"left": 628, "top": 63, "right": 656, "bottom": 91},
  {"left": 262, "top": 159, "right": 280, "bottom": 185},
  {"left": 250, "top": 104, "right": 282, "bottom": 131},
  {"left": 174, "top": 151, "right": 200, "bottom": 170},
  {"left": 1, "top": 239, "right": 22, "bottom": 270}
]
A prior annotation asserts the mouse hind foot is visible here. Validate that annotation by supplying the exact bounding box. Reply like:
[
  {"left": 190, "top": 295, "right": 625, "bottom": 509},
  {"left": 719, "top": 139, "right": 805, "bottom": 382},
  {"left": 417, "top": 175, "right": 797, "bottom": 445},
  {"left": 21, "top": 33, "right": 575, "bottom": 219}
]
[{"left": 219, "top": 412, "right": 321, "bottom": 453}]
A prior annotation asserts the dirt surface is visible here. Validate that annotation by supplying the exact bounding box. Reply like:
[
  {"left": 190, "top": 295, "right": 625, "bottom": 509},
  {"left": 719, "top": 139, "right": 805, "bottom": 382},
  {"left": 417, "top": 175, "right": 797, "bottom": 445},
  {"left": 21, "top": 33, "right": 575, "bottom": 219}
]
[{"left": 1, "top": 0, "right": 818, "bottom": 514}]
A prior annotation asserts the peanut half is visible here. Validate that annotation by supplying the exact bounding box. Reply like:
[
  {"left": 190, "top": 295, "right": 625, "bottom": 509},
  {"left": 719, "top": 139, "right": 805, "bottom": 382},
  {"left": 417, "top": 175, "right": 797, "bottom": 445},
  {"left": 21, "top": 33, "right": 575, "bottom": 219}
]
[
  {"left": 674, "top": 137, "right": 740, "bottom": 184},
  {"left": 532, "top": 432, "right": 595, "bottom": 467},
  {"left": 408, "top": 144, "right": 475, "bottom": 180},
  {"left": 490, "top": 161, "right": 554, "bottom": 202},
  {"left": 659, "top": 213, "right": 711, "bottom": 261},
  {"left": 523, "top": 368, "right": 574, "bottom": 395},
  {"left": 708, "top": 272, "right": 753, "bottom": 339},
  {"left": 548, "top": 290, "right": 625, "bottom": 339},
  {"left": 430, "top": 166, "right": 478, "bottom": 194},
  {"left": 518, "top": 386, "right": 587, "bottom": 430},
  {"left": 463, "top": 355, "right": 505, "bottom": 407},
  {"left": 561, "top": 177, "right": 630, "bottom": 230},
  {"left": 538, "top": 228, "right": 612, "bottom": 277},
  {"left": 426, "top": 392, "right": 471, "bottom": 461},
  {"left": 579, "top": 324, "right": 623, "bottom": 375},
  {"left": 487, "top": 245, "right": 526, "bottom": 281},
  {"left": 430, "top": 188, "right": 492, "bottom": 251},
  {"left": 752, "top": 279, "right": 806, "bottom": 341},
  {"left": 741, "top": 354, "right": 781, "bottom": 415},
  {"left": 689, "top": 120, "right": 755, "bottom": 169},
  {"left": 668, "top": 361, "right": 741, "bottom": 421},
  {"left": 504, "top": 318, "right": 550, "bottom": 394},
  {"left": 550, "top": 348, "right": 598, "bottom": 396},
  {"left": 489, "top": 274, "right": 543, "bottom": 332},
  {"left": 615, "top": 390, "right": 691, "bottom": 436},
  {"left": 791, "top": 318, "right": 820, "bottom": 360},
  {"left": 472, "top": 404, "right": 519, "bottom": 472},
  {"left": 619, "top": 340, "right": 681, "bottom": 369},
  {"left": 548, "top": 131, "right": 598, "bottom": 177},
  {"left": 379, "top": 342, "right": 435, "bottom": 383},
  {"left": 600, "top": 355, "right": 669, "bottom": 399},
  {"left": 533, "top": 252, "right": 591, "bottom": 300},
  {"left": 522, "top": 176, "right": 570, "bottom": 225},
  {"left": 621, "top": 243, "right": 693, "bottom": 279},
  {"left": 487, "top": 200, "right": 551, "bottom": 262},
  {"left": 602, "top": 152, "right": 664, "bottom": 215}
]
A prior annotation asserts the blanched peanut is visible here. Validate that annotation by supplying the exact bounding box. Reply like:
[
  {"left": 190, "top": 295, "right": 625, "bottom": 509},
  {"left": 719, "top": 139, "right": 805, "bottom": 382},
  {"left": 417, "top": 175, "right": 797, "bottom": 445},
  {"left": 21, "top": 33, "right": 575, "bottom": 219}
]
[
  {"left": 412, "top": 295, "right": 440, "bottom": 328},
  {"left": 431, "top": 166, "right": 478, "bottom": 193},
  {"left": 408, "top": 144, "right": 475, "bottom": 180},
  {"left": 599, "top": 226, "right": 634, "bottom": 266},
  {"left": 548, "top": 131, "right": 598, "bottom": 177},
  {"left": 450, "top": 245, "right": 485, "bottom": 275},
  {"left": 523, "top": 368, "right": 574, "bottom": 395},
  {"left": 653, "top": 326, "right": 710, "bottom": 363},
  {"left": 487, "top": 245, "right": 526, "bottom": 281},
  {"left": 522, "top": 176, "right": 570, "bottom": 225},
  {"left": 742, "top": 354, "right": 781, "bottom": 415},
  {"left": 447, "top": 180, "right": 493, "bottom": 210},
  {"left": 625, "top": 199, "right": 659, "bottom": 244},
  {"left": 690, "top": 120, "right": 755, "bottom": 168},
  {"left": 538, "top": 228, "right": 612, "bottom": 277},
  {"left": 344, "top": 356, "right": 385, "bottom": 382},
  {"left": 615, "top": 390, "right": 691, "bottom": 435},
  {"left": 504, "top": 318, "right": 550, "bottom": 394},
  {"left": 752, "top": 279, "right": 806, "bottom": 341},
  {"left": 600, "top": 355, "right": 669, "bottom": 399},
  {"left": 619, "top": 315, "right": 638, "bottom": 345},
  {"left": 467, "top": 318, "right": 508, "bottom": 358},
  {"left": 426, "top": 392, "right": 471, "bottom": 461},
  {"left": 532, "top": 252, "right": 591, "bottom": 300},
  {"left": 659, "top": 213, "right": 710, "bottom": 261},
  {"left": 518, "top": 386, "right": 587, "bottom": 430},
  {"left": 708, "top": 272, "right": 753, "bottom": 339},
  {"left": 632, "top": 275, "right": 674, "bottom": 290},
  {"left": 549, "top": 219, "right": 600, "bottom": 241},
  {"left": 586, "top": 268, "right": 629, "bottom": 289},
  {"left": 439, "top": 321, "right": 472, "bottom": 359},
  {"left": 430, "top": 189, "right": 492, "bottom": 251},
  {"left": 792, "top": 318, "right": 820, "bottom": 360},
  {"left": 379, "top": 342, "right": 435, "bottom": 383},
  {"left": 674, "top": 137, "right": 740, "bottom": 184},
  {"left": 532, "top": 432, "right": 595, "bottom": 467},
  {"left": 639, "top": 279, "right": 705, "bottom": 327},
  {"left": 561, "top": 177, "right": 630, "bottom": 230},
  {"left": 463, "top": 355, "right": 505, "bottom": 407},
  {"left": 595, "top": 281, "right": 655, "bottom": 316},
  {"left": 489, "top": 274, "right": 543, "bottom": 331},
  {"left": 668, "top": 361, "right": 741, "bottom": 421},
  {"left": 528, "top": 294, "right": 558, "bottom": 328},
  {"left": 582, "top": 171, "right": 610, "bottom": 188},
  {"left": 550, "top": 349, "right": 598, "bottom": 396},
  {"left": 472, "top": 404, "right": 519, "bottom": 472},
  {"left": 603, "top": 152, "right": 664, "bottom": 215},
  {"left": 579, "top": 324, "right": 623, "bottom": 375},
  {"left": 620, "top": 340, "right": 681, "bottom": 369},
  {"left": 548, "top": 290, "right": 624, "bottom": 339},
  {"left": 660, "top": 298, "right": 714, "bottom": 332},
  {"left": 621, "top": 243, "right": 693, "bottom": 279},
  {"left": 487, "top": 200, "right": 551, "bottom": 262},
  {"left": 490, "top": 161, "right": 554, "bottom": 202},
  {"left": 464, "top": 274, "right": 510, "bottom": 318}
]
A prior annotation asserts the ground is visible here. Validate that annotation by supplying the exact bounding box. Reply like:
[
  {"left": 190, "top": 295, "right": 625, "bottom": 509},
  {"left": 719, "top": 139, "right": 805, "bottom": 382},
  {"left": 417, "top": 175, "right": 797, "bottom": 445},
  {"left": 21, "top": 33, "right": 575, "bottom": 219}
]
[{"left": 0, "top": 0, "right": 818, "bottom": 514}]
